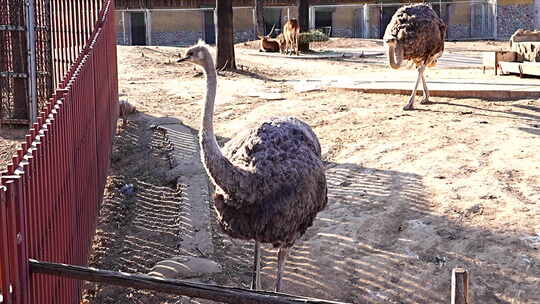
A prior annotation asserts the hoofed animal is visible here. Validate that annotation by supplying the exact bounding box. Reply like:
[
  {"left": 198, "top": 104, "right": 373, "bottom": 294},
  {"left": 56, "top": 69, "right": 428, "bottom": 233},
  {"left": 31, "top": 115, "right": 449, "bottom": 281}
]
[
  {"left": 282, "top": 19, "right": 300, "bottom": 55},
  {"left": 118, "top": 99, "right": 136, "bottom": 127},
  {"left": 258, "top": 24, "right": 281, "bottom": 53},
  {"left": 259, "top": 36, "right": 281, "bottom": 53},
  {"left": 177, "top": 41, "right": 327, "bottom": 292},
  {"left": 383, "top": 4, "right": 446, "bottom": 110}
]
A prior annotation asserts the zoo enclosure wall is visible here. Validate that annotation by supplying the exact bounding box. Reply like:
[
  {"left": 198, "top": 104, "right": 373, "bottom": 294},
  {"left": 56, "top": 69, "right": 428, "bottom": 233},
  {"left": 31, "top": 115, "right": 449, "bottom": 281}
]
[
  {"left": 0, "top": 0, "right": 119, "bottom": 303},
  {"left": 114, "top": 0, "right": 497, "bottom": 48}
]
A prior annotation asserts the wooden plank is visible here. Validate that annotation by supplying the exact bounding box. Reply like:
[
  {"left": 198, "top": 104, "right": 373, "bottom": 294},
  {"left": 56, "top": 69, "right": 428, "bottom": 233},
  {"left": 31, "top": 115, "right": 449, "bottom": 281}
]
[
  {"left": 520, "top": 62, "right": 540, "bottom": 77},
  {"left": 499, "top": 61, "right": 522, "bottom": 75},
  {"left": 29, "top": 259, "right": 350, "bottom": 304},
  {"left": 451, "top": 268, "right": 469, "bottom": 304}
]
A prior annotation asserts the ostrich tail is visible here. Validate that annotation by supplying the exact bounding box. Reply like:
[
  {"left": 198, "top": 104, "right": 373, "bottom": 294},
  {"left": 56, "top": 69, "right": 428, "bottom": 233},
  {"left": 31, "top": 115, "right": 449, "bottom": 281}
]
[{"left": 387, "top": 42, "right": 403, "bottom": 69}]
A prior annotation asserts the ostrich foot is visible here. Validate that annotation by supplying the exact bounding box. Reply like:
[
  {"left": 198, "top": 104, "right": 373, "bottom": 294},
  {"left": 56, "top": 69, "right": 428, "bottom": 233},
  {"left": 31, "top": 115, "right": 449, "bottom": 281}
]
[
  {"left": 403, "top": 98, "right": 415, "bottom": 111},
  {"left": 403, "top": 104, "right": 414, "bottom": 111},
  {"left": 420, "top": 97, "right": 432, "bottom": 105}
]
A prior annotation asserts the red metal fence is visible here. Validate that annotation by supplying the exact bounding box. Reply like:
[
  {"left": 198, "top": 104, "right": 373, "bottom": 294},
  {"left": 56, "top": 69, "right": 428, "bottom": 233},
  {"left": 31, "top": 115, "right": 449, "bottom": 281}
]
[{"left": 0, "top": 0, "right": 118, "bottom": 303}]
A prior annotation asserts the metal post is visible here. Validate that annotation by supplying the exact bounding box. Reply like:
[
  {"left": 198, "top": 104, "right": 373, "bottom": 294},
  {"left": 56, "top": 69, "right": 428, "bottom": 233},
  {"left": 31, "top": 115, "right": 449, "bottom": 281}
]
[
  {"left": 26, "top": 0, "right": 38, "bottom": 123},
  {"left": 145, "top": 9, "right": 152, "bottom": 45},
  {"left": 363, "top": 4, "right": 369, "bottom": 38},
  {"left": 493, "top": 0, "right": 497, "bottom": 39},
  {"left": 122, "top": 11, "right": 126, "bottom": 45},
  {"left": 309, "top": 6, "right": 315, "bottom": 30},
  {"left": 287, "top": 7, "right": 290, "bottom": 21}
]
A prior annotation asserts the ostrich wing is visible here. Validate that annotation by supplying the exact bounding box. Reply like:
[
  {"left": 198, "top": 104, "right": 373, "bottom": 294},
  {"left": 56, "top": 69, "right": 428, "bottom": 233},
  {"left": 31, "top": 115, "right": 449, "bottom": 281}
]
[
  {"left": 217, "top": 117, "right": 324, "bottom": 207},
  {"left": 213, "top": 118, "right": 328, "bottom": 246}
]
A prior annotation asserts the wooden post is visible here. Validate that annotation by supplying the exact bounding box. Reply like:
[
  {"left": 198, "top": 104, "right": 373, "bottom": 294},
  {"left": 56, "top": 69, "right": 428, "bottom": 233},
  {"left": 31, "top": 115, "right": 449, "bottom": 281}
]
[
  {"left": 29, "top": 259, "right": 349, "bottom": 304},
  {"left": 451, "top": 268, "right": 469, "bottom": 304}
]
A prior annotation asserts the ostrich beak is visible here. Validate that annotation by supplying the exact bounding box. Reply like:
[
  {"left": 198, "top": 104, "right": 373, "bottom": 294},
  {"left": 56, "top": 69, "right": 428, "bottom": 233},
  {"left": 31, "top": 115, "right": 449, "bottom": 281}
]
[{"left": 177, "top": 55, "right": 191, "bottom": 63}]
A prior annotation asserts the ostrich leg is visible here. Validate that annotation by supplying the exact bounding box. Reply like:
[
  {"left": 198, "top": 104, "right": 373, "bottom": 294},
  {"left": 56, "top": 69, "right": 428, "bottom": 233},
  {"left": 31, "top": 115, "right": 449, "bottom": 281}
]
[
  {"left": 251, "top": 241, "right": 261, "bottom": 290},
  {"left": 275, "top": 247, "right": 290, "bottom": 292},
  {"left": 403, "top": 65, "right": 426, "bottom": 111},
  {"left": 419, "top": 68, "right": 431, "bottom": 104}
]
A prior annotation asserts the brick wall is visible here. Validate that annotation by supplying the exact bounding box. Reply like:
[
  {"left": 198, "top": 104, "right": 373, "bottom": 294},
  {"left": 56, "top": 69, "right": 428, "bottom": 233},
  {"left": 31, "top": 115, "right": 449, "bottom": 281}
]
[{"left": 496, "top": 3, "right": 535, "bottom": 39}]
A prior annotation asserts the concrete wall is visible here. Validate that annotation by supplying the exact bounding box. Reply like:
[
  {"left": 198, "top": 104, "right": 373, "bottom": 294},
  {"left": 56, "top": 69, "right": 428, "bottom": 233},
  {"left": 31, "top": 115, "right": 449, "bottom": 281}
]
[
  {"left": 234, "top": 7, "right": 256, "bottom": 42},
  {"left": 116, "top": 8, "right": 264, "bottom": 46},
  {"left": 446, "top": 3, "right": 471, "bottom": 39},
  {"left": 116, "top": 11, "right": 131, "bottom": 45},
  {"left": 332, "top": 6, "right": 355, "bottom": 37},
  {"left": 150, "top": 10, "right": 204, "bottom": 46}
]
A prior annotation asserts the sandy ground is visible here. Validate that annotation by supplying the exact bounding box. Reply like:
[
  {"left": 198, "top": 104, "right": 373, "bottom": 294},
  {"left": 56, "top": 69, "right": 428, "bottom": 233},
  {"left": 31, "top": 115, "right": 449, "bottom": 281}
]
[
  {"left": 3, "top": 38, "right": 537, "bottom": 304},
  {"left": 0, "top": 127, "right": 26, "bottom": 169}
]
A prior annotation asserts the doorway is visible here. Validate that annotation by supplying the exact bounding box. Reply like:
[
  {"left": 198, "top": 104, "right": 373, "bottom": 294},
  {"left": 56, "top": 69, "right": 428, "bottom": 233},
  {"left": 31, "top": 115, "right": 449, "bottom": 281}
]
[
  {"left": 130, "top": 12, "right": 146, "bottom": 45},
  {"left": 264, "top": 8, "right": 282, "bottom": 37},
  {"left": 203, "top": 10, "right": 215, "bottom": 44}
]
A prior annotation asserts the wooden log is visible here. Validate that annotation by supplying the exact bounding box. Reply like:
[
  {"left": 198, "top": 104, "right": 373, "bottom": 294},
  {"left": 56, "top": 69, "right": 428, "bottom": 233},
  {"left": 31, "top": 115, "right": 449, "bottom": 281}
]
[
  {"left": 451, "top": 268, "right": 469, "bottom": 304},
  {"left": 29, "top": 259, "right": 350, "bottom": 304}
]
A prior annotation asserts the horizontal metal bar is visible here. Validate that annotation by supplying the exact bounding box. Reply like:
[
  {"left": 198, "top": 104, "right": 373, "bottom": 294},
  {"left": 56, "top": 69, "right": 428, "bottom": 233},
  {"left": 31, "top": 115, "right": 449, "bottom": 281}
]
[
  {"left": 0, "top": 25, "right": 25, "bottom": 31},
  {"left": 0, "top": 118, "right": 30, "bottom": 125},
  {"left": 29, "top": 259, "right": 350, "bottom": 304},
  {"left": 0, "top": 72, "right": 28, "bottom": 78}
]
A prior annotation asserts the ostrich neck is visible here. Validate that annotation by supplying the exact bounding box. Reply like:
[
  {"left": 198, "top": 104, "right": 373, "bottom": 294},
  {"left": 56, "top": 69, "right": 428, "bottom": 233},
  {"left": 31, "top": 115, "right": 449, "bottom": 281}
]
[
  {"left": 199, "top": 56, "right": 253, "bottom": 201},
  {"left": 200, "top": 57, "right": 219, "bottom": 154},
  {"left": 388, "top": 43, "right": 403, "bottom": 69}
]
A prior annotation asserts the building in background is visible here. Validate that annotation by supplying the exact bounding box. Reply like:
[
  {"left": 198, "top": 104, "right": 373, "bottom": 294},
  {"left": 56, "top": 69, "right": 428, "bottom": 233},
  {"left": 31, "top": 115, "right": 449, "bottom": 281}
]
[{"left": 114, "top": 0, "right": 540, "bottom": 46}]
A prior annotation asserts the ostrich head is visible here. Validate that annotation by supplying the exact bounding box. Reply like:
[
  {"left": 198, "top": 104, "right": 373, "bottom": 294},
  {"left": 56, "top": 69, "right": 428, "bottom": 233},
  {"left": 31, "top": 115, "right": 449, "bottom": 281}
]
[{"left": 177, "top": 40, "right": 212, "bottom": 67}]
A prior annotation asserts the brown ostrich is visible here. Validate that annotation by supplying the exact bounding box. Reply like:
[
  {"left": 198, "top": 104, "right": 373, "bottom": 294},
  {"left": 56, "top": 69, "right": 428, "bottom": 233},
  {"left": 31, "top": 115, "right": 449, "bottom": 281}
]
[
  {"left": 177, "top": 41, "right": 328, "bottom": 292},
  {"left": 384, "top": 4, "right": 447, "bottom": 110}
]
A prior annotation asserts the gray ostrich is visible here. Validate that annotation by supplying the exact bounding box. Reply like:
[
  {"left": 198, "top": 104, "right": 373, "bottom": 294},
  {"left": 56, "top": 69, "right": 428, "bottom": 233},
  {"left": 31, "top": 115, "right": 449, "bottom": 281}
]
[
  {"left": 384, "top": 4, "right": 447, "bottom": 110},
  {"left": 177, "top": 41, "right": 327, "bottom": 292}
]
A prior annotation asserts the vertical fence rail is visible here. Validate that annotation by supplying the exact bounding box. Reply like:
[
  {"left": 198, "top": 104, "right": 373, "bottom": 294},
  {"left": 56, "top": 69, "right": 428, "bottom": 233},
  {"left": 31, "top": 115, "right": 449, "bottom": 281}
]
[{"left": 0, "top": 0, "right": 118, "bottom": 303}]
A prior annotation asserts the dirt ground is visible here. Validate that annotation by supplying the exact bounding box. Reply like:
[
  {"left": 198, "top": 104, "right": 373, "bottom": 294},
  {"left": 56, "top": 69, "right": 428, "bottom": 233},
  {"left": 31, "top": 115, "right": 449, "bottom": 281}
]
[
  {"left": 80, "top": 38, "right": 539, "bottom": 304},
  {"left": 0, "top": 126, "right": 26, "bottom": 169}
]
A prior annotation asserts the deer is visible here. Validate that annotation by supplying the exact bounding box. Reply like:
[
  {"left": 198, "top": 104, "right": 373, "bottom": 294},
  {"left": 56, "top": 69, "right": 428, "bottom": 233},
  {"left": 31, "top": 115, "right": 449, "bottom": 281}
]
[
  {"left": 258, "top": 24, "right": 281, "bottom": 53},
  {"left": 282, "top": 19, "right": 300, "bottom": 56}
]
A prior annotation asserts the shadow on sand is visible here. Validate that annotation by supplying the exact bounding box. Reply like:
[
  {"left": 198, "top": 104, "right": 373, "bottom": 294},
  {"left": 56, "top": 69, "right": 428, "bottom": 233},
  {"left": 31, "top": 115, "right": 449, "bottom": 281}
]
[{"left": 207, "top": 135, "right": 539, "bottom": 304}]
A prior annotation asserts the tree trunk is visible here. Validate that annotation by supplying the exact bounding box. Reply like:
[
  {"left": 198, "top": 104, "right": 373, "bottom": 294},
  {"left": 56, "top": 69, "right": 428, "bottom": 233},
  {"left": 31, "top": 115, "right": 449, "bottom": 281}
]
[
  {"left": 254, "top": 0, "right": 265, "bottom": 36},
  {"left": 297, "top": 0, "right": 309, "bottom": 32},
  {"left": 297, "top": 0, "right": 310, "bottom": 52},
  {"left": 216, "top": 0, "right": 236, "bottom": 71}
]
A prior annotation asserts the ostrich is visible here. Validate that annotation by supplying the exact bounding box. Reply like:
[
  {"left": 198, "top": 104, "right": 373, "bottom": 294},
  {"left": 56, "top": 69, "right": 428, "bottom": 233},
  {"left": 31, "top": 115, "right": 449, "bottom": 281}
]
[
  {"left": 177, "top": 41, "right": 327, "bottom": 292},
  {"left": 383, "top": 4, "right": 447, "bottom": 110}
]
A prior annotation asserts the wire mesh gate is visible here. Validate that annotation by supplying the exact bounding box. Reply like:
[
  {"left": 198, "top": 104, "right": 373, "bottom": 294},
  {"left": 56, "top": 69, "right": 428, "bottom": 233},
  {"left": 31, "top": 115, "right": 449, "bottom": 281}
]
[{"left": 0, "top": 0, "right": 53, "bottom": 126}]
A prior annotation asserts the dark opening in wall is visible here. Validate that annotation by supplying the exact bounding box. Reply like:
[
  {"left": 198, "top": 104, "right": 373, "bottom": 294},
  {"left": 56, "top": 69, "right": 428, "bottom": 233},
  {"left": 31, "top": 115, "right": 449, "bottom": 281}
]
[
  {"left": 264, "top": 8, "right": 282, "bottom": 36},
  {"left": 131, "top": 12, "right": 146, "bottom": 45},
  {"left": 203, "top": 10, "right": 216, "bottom": 44},
  {"left": 315, "top": 10, "right": 332, "bottom": 28}
]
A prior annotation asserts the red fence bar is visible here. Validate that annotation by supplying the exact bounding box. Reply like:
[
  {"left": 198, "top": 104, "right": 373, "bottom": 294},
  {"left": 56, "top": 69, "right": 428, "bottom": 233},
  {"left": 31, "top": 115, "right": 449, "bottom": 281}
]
[{"left": 0, "top": 0, "right": 118, "bottom": 303}]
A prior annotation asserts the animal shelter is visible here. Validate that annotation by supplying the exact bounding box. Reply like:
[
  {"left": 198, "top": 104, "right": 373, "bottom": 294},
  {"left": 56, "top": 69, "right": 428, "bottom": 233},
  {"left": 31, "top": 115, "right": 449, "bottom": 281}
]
[
  {"left": 111, "top": 0, "right": 516, "bottom": 47},
  {"left": 308, "top": 1, "right": 496, "bottom": 40}
]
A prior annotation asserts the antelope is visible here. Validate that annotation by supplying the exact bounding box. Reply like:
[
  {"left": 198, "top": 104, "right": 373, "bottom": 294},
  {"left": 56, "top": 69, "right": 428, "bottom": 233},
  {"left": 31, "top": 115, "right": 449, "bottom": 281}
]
[
  {"left": 258, "top": 24, "right": 281, "bottom": 53},
  {"left": 282, "top": 19, "right": 300, "bottom": 56}
]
